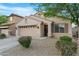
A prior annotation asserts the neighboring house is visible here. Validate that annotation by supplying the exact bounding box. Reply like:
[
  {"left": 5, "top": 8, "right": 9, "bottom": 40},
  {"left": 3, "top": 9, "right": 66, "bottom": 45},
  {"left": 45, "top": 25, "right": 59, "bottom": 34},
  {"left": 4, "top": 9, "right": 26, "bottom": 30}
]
[
  {"left": 0, "top": 13, "right": 24, "bottom": 36},
  {"left": 16, "top": 12, "right": 72, "bottom": 39}
]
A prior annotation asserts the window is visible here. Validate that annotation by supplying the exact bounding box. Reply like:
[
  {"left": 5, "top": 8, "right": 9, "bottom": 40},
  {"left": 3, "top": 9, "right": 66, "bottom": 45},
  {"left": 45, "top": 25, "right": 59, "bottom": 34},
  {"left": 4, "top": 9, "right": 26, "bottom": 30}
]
[{"left": 54, "top": 23, "right": 65, "bottom": 33}]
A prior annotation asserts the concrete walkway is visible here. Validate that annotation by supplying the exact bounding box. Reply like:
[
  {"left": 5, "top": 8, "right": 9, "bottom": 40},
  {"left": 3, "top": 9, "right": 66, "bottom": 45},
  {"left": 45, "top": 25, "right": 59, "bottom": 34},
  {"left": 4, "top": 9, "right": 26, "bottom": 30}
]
[{"left": 0, "top": 36, "right": 19, "bottom": 55}]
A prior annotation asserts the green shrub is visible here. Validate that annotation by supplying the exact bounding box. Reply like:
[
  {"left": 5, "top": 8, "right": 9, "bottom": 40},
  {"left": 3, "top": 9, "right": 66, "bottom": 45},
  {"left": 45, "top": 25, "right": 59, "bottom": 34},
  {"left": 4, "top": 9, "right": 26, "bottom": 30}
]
[
  {"left": 18, "top": 36, "right": 32, "bottom": 48},
  {"left": 0, "top": 33, "right": 6, "bottom": 39},
  {"left": 60, "top": 36, "right": 72, "bottom": 43},
  {"left": 56, "top": 36, "right": 77, "bottom": 56}
]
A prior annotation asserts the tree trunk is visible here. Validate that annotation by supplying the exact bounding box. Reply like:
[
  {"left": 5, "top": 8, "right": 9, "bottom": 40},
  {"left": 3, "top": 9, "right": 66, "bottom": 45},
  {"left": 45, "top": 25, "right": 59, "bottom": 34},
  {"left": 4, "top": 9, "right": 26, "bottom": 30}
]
[
  {"left": 76, "top": 17, "right": 79, "bottom": 40},
  {"left": 76, "top": 23, "right": 79, "bottom": 55},
  {"left": 78, "top": 26, "right": 79, "bottom": 40},
  {"left": 77, "top": 24, "right": 79, "bottom": 40}
]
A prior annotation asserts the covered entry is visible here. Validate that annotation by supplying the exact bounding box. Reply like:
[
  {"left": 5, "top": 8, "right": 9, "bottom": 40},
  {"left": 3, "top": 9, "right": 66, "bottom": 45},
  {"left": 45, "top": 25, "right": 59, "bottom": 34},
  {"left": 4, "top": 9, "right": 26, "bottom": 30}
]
[
  {"left": 44, "top": 24, "right": 48, "bottom": 37},
  {"left": 40, "top": 22, "right": 52, "bottom": 37}
]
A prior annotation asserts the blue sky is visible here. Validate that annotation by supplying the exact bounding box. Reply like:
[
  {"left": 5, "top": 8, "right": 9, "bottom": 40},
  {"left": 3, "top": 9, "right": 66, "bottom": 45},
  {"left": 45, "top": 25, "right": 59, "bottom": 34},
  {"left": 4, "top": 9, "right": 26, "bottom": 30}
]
[
  {"left": 0, "top": 3, "right": 76, "bottom": 27},
  {"left": 0, "top": 3, "right": 37, "bottom": 16}
]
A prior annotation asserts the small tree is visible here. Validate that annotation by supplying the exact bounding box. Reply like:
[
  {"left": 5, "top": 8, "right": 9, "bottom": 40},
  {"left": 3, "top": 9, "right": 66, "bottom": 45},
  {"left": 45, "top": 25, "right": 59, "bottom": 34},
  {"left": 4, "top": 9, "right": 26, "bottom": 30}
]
[
  {"left": 34, "top": 3, "right": 79, "bottom": 39},
  {"left": 0, "top": 33, "right": 6, "bottom": 39},
  {"left": 0, "top": 15, "right": 8, "bottom": 25},
  {"left": 56, "top": 36, "right": 77, "bottom": 56}
]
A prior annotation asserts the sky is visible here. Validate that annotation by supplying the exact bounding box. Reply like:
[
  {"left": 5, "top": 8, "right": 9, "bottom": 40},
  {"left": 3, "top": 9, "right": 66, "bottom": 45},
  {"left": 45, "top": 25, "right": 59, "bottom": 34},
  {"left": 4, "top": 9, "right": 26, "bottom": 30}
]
[{"left": 0, "top": 3, "right": 37, "bottom": 16}]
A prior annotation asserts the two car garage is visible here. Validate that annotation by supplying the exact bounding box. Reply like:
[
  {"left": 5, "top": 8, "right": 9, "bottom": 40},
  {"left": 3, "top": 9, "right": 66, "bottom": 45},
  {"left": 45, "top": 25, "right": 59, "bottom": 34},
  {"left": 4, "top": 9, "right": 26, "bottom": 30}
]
[{"left": 17, "top": 25, "right": 40, "bottom": 38}]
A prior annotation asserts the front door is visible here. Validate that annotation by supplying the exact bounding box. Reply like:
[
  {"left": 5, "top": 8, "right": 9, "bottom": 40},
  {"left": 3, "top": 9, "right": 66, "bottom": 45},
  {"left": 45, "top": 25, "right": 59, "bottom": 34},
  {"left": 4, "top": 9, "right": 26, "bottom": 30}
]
[{"left": 44, "top": 25, "right": 48, "bottom": 36}]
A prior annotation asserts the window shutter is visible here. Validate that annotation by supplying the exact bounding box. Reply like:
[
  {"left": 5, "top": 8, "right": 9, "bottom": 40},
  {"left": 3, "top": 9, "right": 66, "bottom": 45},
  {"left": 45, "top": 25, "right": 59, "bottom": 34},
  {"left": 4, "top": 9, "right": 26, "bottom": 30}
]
[
  {"left": 65, "top": 23, "right": 68, "bottom": 33},
  {"left": 51, "top": 22, "right": 54, "bottom": 33}
]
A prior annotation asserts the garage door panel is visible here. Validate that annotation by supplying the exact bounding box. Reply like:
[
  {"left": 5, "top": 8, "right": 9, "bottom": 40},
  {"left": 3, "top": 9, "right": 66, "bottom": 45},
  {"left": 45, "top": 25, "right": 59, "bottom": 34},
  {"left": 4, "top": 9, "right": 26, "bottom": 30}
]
[{"left": 19, "top": 26, "right": 40, "bottom": 37}]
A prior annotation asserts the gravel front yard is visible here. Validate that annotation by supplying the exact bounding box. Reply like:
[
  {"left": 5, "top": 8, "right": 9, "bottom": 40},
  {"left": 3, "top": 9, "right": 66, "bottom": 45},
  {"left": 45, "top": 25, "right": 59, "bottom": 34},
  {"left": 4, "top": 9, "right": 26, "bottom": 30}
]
[{"left": 1, "top": 38, "right": 61, "bottom": 56}]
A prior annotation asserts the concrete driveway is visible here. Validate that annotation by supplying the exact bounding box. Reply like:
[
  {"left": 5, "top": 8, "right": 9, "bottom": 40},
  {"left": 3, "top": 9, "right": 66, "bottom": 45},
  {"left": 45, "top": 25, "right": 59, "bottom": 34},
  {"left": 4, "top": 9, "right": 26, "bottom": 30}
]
[
  {"left": 0, "top": 36, "right": 19, "bottom": 55},
  {"left": 1, "top": 38, "right": 60, "bottom": 56}
]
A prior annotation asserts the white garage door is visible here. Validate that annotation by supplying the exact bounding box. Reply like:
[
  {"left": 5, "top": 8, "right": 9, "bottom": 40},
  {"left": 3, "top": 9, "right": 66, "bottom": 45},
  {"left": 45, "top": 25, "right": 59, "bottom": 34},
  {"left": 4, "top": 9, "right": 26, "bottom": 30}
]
[{"left": 19, "top": 26, "right": 40, "bottom": 37}]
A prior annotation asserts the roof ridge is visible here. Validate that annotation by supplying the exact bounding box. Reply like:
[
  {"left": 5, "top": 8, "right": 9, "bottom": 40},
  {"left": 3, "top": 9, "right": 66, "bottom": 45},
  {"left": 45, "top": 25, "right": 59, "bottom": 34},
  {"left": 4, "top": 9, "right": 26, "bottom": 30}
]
[
  {"left": 33, "top": 15, "right": 53, "bottom": 22},
  {"left": 28, "top": 16, "right": 42, "bottom": 22},
  {"left": 9, "top": 13, "right": 24, "bottom": 18}
]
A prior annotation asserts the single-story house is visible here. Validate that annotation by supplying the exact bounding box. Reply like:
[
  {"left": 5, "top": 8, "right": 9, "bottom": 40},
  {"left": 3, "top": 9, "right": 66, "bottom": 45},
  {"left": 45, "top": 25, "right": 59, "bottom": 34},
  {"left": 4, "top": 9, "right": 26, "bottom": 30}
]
[
  {"left": 16, "top": 12, "right": 72, "bottom": 39},
  {"left": 0, "top": 13, "right": 24, "bottom": 36}
]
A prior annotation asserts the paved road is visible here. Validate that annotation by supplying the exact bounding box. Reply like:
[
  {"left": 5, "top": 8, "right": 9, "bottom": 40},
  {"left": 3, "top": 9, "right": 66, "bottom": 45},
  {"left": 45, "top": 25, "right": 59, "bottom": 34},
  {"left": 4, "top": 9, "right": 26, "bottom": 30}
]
[{"left": 0, "top": 36, "right": 19, "bottom": 55}]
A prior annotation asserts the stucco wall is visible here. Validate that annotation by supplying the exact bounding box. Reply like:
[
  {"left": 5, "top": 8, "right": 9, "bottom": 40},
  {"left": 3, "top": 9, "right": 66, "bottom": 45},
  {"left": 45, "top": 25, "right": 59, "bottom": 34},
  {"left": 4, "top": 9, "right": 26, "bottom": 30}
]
[
  {"left": 8, "top": 24, "right": 16, "bottom": 35},
  {"left": 40, "top": 23, "right": 44, "bottom": 37},
  {"left": 53, "top": 33, "right": 72, "bottom": 39},
  {"left": 9, "top": 15, "right": 23, "bottom": 23},
  {"left": 8, "top": 15, "right": 24, "bottom": 36},
  {"left": 16, "top": 18, "right": 41, "bottom": 38}
]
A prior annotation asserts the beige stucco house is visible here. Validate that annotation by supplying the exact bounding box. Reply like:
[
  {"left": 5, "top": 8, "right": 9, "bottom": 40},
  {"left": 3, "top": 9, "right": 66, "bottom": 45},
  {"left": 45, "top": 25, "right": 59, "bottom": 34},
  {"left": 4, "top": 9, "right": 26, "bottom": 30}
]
[
  {"left": 0, "top": 13, "right": 24, "bottom": 36},
  {"left": 16, "top": 12, "right": 72, "bottom": 39}
]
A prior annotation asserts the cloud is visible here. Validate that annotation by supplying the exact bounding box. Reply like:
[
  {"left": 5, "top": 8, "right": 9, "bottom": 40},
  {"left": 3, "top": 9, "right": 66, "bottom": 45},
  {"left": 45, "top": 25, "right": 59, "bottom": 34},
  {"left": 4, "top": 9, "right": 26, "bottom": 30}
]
[
  {"left": 0, "top": 4, "right": 36, "bottom": 16},
  {"left": 12, "top": 7, "right": 36, "bottom": 16},
  {"left": 0, "top": 5, "right": 9, "bottom": 10}
]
